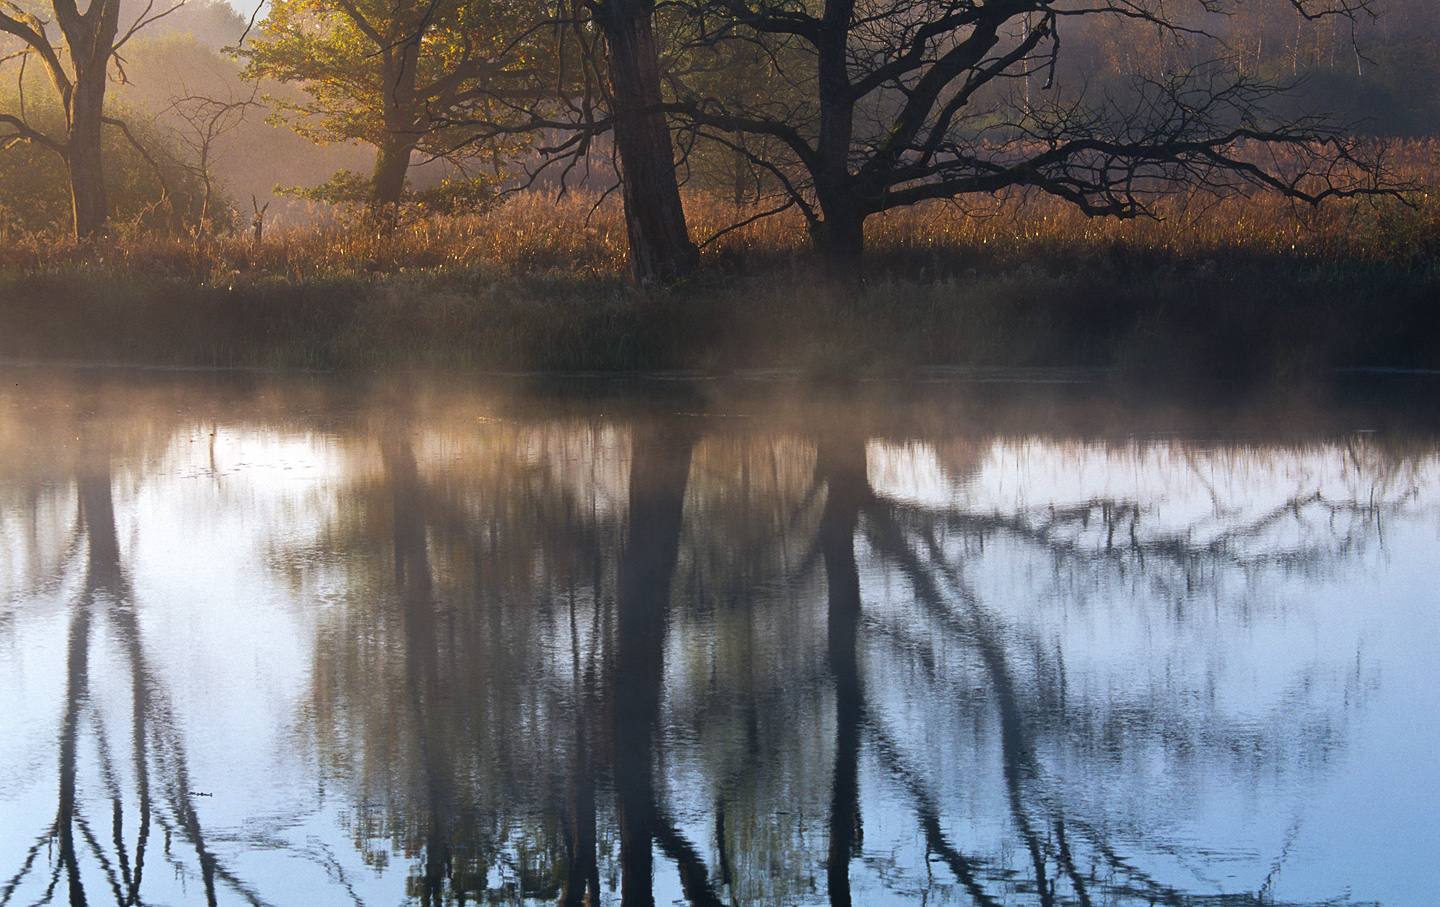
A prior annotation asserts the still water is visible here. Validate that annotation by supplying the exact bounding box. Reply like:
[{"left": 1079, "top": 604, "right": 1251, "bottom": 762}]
[{"left": 1, "top": 366, "right": 1437, "bottom": 907}]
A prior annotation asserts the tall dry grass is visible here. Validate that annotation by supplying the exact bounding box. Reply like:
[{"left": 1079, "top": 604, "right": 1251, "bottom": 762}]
[
  {"left": 1, "top": 138, "right": 1436, "bottom": 281},
  {"left": 1, "top": 140, "right": 1436, "bottom": 378}
]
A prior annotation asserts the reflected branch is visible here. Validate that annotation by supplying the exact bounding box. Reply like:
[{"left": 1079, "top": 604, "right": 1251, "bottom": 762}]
[
  {"left": 652, "top": 818, "right": 725, "bottom": 907},
  {"left": 866, "top": 721, "right": 1002, "bottom": 907},
  {"left": 12, "top": 467, "right": 273, "bottom": 907},
  {"left": 0, "top": 826, "right": 58, "bottom": 907},
  {"left": 863, "top": 498, "right": 1059, "bottom": 905}
]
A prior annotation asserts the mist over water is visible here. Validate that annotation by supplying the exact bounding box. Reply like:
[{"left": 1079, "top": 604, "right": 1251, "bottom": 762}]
[{"left": 1, "top": 366, "right": 1437, "bottom": 906}]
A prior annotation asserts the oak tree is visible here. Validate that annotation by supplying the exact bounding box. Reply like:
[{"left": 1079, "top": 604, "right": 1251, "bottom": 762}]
[
  {"left": 665, "top": 0, "right": 1398, "bottom": 266},
  {"left": 239, "top": 0, "right": 547, "bottom": 213}
]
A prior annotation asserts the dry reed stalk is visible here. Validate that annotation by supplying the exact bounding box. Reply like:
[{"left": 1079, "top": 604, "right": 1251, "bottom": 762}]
[{"left": 0, "top": 139, "right": 1436, "bottom": 278}]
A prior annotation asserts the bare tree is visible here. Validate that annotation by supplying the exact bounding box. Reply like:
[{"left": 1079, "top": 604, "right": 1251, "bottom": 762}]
[
  {"left": 160, "top": 84, "right": 260, "bottom": 229},
  {"left": 1, "top": 0, "right": 182, "bottom": 237},
  {"left": 663, "top": 0, "right": 1396, "bottom": 267}
]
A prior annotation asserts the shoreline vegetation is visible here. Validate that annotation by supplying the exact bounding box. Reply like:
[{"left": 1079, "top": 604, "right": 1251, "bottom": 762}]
[{"left": 3, "top": 158, "right": 1439, "bottom": 383}]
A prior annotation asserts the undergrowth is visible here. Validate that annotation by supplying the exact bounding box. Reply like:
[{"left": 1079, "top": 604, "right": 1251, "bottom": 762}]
[{"left": 2, "top": 146, "right": 1439, "bottom": 380}]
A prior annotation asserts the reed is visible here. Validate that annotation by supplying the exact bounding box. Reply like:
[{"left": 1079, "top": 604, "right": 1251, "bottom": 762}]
[{"left": 1, "top": 140, "right": 1438, "bottom": 379}]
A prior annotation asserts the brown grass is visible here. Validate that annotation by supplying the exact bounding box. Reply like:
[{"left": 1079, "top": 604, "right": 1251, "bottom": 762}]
[
  {"left": 1, "top": 140, "right": 1438, "bottom": 379},
  {"left": 2, "top": 138, "right": 1437, "bottom": 280}
]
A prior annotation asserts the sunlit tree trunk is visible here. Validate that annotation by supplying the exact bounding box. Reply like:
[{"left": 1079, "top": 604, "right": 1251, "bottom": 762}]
[
  {"left": 368, "top": 37, "right": 423, "bottom": 228},
  {"left": 595, "top": 0, "right": 699, "bottom": 284},
  {"left": 370, "top": 133, "right": 418, "bottom": 211},
  {"left": 66, "top": 66, "right": 110, "bottom": 240},
  {"left": 51, "top": 0, "right": 124, "bottom": 239}
]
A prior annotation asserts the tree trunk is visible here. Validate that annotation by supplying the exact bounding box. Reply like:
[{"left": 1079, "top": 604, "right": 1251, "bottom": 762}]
[
  {"left": 731, "top": 130, "right": 750, "bottom": 207},
  {"left": 597, "top": 1, "right": 698, "bottom": 284},
  {"left": 812, "top": 0, "right": 865, "bottom": 272},
  {"left": 67, "top": 94, "right": 108, "bottom": 238},
  {"left": 367, "top": 32, "right": 423, "bottom": 230},
  {"left": 64, "top": 30, "right": 114, "bottom": 238},
  {"left": 370, "top": 133, "right": 417, "bottom": 209},
  {"left": 810, "top": 198, "right": 866, "bottom": 272}
]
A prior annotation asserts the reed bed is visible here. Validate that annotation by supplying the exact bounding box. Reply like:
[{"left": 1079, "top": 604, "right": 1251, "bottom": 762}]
[
  {"left": 2, "top": 141, "right": 1438, "bottom": 280},
  {"left": 1, "top": 139, "right": 1438, "bottom": 379}
]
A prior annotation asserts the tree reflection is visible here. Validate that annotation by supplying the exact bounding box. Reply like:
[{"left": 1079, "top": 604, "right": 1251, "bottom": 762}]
[
  {"left": 380, "top": 431, "right": 452, "bottom": 905},
  {"left": 609, "top": 420, "right": 723, "bottom": 907},
  {"left": 28, "top": 382, "right": 1405, "bottom": 907},
  {"left": 3, "top": 464, "right": 263, "bottom": 907},
  {"left": 815, "top": 435, "right": 867, "bottom": 907},
  {"left": 293, "top": 414, "right": 734, "bottom": 904},
  {"left": 842, "top": 436, "right": 1409, "bottom": 907}
]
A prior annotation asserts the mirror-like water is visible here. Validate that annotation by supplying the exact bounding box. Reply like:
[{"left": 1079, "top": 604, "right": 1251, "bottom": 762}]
[{"left": 1, "top": 367, "right": 1437, "bottom": 907}]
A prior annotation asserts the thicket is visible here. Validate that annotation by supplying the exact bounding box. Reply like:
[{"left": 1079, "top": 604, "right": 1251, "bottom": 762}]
[{"left": 0, "top": 88, "right": 222, "bottom": 238}]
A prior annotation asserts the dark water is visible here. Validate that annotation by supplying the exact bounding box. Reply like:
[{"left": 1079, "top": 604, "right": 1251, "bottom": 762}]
[{"left": 2, "top": 367, "right": 1437, "bottom": 906}]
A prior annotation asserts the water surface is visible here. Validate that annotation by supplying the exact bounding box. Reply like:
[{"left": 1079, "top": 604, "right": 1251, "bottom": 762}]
[{"left": 1, "top": 367, "right": 1437, "bottom": 906}]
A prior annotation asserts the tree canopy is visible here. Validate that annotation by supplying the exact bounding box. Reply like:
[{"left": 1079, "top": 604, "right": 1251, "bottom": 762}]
[{"left": 239, "top": 0, "right": 555, "bottom": 209}]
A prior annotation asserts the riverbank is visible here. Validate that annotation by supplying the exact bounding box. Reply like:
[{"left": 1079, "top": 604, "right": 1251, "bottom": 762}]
[{"left": 3, "top": 188, "right": 1438, "bottom": 381}]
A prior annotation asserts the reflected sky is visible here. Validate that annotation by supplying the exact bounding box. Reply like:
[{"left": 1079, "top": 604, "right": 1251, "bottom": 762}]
[{"left": 0, "top": 368, "right": 1436, "bottom": 906}]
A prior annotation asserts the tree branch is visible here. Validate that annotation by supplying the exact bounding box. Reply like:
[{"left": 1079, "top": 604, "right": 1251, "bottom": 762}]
[
  {"left": 0, "top": 111, "right": 64, "bottom": 154},
  {"left": 103, "top": 115, "right": 169, "bottom": 199}
]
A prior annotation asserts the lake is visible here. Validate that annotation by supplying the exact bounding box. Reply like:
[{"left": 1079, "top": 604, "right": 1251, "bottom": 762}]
[{"left": 1, "top": 365, "right": 1437, "bottom": 906}]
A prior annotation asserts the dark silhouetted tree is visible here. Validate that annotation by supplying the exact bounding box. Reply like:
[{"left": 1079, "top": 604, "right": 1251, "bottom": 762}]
[{"left": 664, "top": 0, "right": 1396, "bottom": 266}]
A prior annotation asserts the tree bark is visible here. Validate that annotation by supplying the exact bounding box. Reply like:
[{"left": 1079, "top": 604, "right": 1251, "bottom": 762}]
[
  {"left": 367, "top": 33, "right": 423, "bottom": 231},
  {"left": 53, "top": 0, "right": 124, "bottom": 239},
  {"left": 810, "top": 0, "right": 866, "bottom": 272},
  {"left": 597, "top": 0, "right": 699, "bottom": 284},
  {"left": 67, "top": 71, "right": 109, "bottom": 239},
  {"left": 370, "top": 135, "right": 416, "bottom": 209},
  {"left": 809, "top": 195, "right": 866, "bottom": 271}
]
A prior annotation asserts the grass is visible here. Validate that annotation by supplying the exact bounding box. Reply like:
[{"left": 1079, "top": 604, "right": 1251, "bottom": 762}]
[{"left": 2, "top": 144, "right": 1439, "bottom": 381}]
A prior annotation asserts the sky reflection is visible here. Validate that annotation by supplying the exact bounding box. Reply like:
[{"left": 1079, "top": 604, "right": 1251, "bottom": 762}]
[{"left": 1, "top": 370, "right": 1436, "bottom": 906}]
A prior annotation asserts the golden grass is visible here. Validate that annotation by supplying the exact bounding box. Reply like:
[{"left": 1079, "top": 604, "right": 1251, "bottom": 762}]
[
  {"left": 1, "top": 138, "right": 1436, "bottom": 281},
  {"left": 0, "top": 140, "right": 1436, "bottom": 379}
]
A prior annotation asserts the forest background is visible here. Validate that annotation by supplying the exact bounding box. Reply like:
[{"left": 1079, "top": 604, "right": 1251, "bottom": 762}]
[{"left": 1, "top": 0, "right": 1438, "bottom": 378}]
